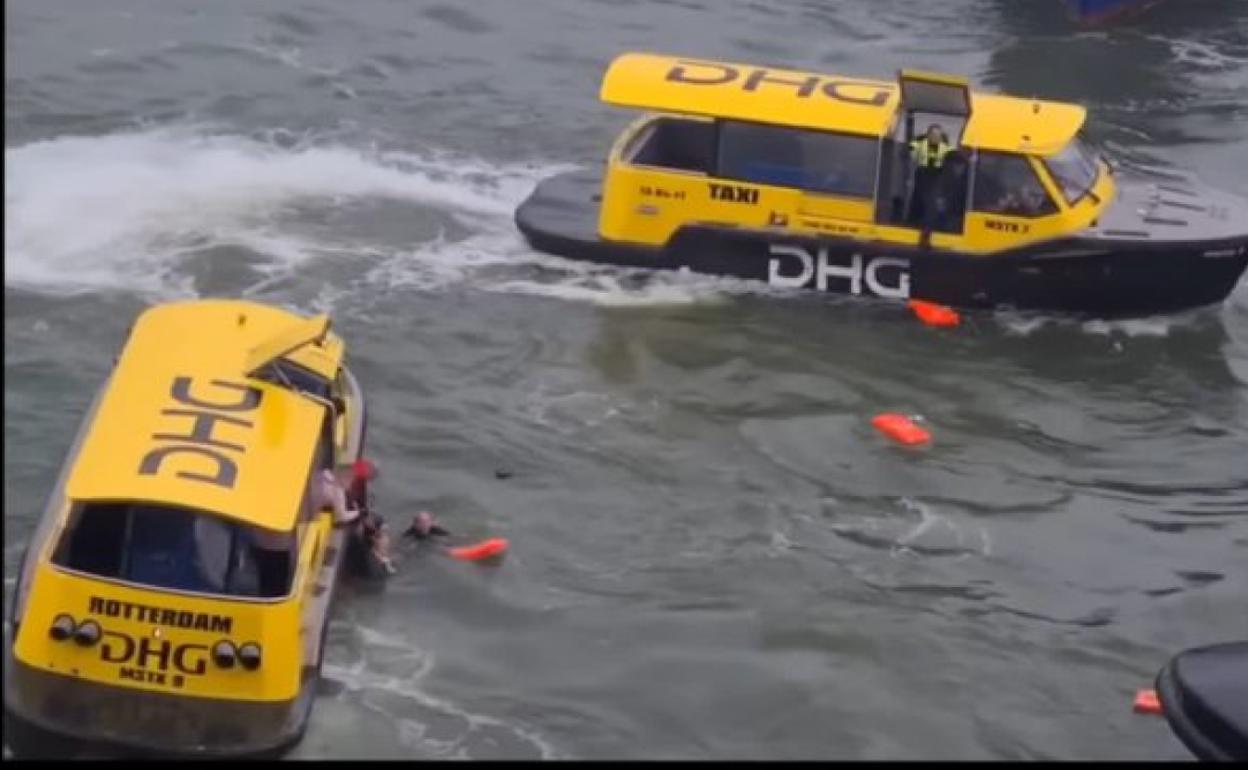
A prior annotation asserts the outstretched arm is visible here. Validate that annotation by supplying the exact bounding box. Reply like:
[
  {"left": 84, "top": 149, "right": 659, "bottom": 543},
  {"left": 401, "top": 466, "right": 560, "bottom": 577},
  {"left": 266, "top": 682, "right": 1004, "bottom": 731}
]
[{"left": 323, "top": 472, "right": 359, "bottom": 526}]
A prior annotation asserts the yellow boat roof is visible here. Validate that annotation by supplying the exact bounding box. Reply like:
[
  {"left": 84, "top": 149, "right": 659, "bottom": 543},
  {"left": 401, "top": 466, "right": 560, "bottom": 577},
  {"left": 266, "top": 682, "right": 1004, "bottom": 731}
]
[
  {"left": 600, "top": 52, "right": 1086, "bottom": 155},
  {"left": 964, "top": 92, "right": 1087, "bottom": 156},
  {"left": 65, "top": 300, "right": 344, "bottom": 533},
  {"left": 602, "top": 52, "right": 900, "bottom": 137},
  {"left": 243, "top": 311, "right": 332, "bottom": 378}
]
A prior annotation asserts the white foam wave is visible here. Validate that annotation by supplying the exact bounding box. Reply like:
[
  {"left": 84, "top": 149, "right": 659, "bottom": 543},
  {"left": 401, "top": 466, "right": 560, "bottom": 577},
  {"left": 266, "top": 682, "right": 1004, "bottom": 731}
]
[
  {"left": 360, "top": 214, "right": 767, "bottom": 308},
  {"left": 5, "top": 126, "right": 757, "bottom": 309},
  {"left": 360, "top": 230, "right": 523, "bottom": 293},
  {"left": 353, "top": 623, "right": 429, "bottom": 653},
  {"left": 994, "top": 309, "right": 1205, "bottom": 339},
  {"left": 3, "top": 127, "right": 537, "bottom": 297},
  {"left": 1146, "top": 35, "right": 1248, "bottom": 70},
  {"left": 892, "top": 498, "right": 990, "bottom": 559},
  {"left": 322, "top": 643, "right": 559, "bottom": 759},
  {"left": 1080, "top": 317, "right": 1178, "bottom": 338},
  {"left": 483, "top": 266, "right": 761, "bottom": 308}
]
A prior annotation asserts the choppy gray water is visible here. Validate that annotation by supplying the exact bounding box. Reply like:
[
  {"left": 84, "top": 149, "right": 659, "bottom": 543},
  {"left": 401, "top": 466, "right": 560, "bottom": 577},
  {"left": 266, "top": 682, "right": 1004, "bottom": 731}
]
[{"left": 5, "top": 0, "right": 1248, "bottom": 760}]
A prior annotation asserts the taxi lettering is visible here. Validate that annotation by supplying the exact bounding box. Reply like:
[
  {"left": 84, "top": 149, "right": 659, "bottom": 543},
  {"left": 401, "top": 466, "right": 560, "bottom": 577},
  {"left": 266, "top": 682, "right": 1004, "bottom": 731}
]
[{"left": 709, "top": 182, "right": 759, "bottom": 204}]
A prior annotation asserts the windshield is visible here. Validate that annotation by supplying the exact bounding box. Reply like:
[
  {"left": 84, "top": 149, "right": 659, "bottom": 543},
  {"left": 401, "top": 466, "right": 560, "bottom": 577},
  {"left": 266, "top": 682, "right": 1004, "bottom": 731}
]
[{"left": 1043, "top": 137, "right": 1100, "bottom": 205}]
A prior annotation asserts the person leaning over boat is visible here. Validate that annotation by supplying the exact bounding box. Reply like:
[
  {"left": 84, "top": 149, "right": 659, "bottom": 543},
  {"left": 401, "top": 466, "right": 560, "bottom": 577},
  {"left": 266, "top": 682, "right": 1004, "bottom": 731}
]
[
  {"left": 908, "top": 124, "right": 954, "bottom": 227},
  {"left": 315, "top": 466, "right": 361, "bottom": 527},
  {"left": 332, "top": 460, "right": 453, "bottom": 578},
  {"left": 342, "top": 459, "right": 399, "bottom": 576}
]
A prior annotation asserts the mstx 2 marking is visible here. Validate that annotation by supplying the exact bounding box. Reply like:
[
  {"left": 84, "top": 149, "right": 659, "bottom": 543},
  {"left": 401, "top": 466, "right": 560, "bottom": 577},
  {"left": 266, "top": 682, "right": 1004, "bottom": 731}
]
[
  {"left": 766, "top": 244, "right": 910, "bottom": 298},
  {"left": 985, "top": 219, "right": 1030, "bottom": 234}
]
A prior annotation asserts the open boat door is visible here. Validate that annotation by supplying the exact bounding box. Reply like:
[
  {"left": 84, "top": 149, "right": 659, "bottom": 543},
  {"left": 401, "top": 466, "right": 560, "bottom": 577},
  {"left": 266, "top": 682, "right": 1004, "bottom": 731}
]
[
  {"left": 893, "top": 70, "right": 974, "bottom": 234},
  {"left": 897, "top": 69, "right": 972, "bottom": 121},
  {"left": 243, "top": 312, "right": 332, "bottom": 379},
  {"left": 897, "top": 69, "right": 972, "bottom": 147}
]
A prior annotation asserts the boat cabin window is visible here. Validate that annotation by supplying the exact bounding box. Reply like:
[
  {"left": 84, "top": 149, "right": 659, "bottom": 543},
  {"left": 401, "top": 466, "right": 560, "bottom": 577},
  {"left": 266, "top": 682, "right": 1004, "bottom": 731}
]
[
  {"left": 626, "top": 117, "right": 715, "bottom": 174},
  {"left": 52, "top": 501, "right": 296, "bottom": 599},
  {"left": 1042, "top": 137, "right": 1100, "bottom": 206},
  {"left": 257, "top": 357, "right": 338, "bottom": 467},
  {"left": 717, "top": 121, "right": 877, "bottom": 198},
  {"left": 254, "top": 358, "right": 333, "bottom": 401},
  {"left": 972, "top": 151, "right": 1059, "bottom": 218}
]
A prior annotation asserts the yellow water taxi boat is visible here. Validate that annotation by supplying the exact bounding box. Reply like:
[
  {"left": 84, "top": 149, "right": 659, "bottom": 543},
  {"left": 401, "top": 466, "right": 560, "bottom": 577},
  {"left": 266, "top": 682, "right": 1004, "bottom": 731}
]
[
  {"left": 5, "top": 299, "right": 368, "bottom": 757},
  {"left": 516, "top": 52, "right": 1248, "bottom": 316}
]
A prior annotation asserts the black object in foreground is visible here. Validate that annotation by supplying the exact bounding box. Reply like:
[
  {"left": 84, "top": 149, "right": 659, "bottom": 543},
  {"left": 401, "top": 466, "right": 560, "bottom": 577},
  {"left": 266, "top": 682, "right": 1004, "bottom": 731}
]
[{"left": 1155, "top": 640, "right": 1248, "bottom": 761}]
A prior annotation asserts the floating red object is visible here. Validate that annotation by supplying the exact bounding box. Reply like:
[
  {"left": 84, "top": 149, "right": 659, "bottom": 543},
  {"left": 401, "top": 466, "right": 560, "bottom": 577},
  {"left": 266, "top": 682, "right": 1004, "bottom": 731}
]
[
  {"left": 446, "top": 537, "right": 510, "bottom": 562},
  {"left": 909, "top": 299, "right": 960, "bottom": 328},
  {"left": 872, "top": 413, "right": 931, "bottom": 446},
  {"left": 1133, "top": 689, "right": 1163, "bottom": 715}
]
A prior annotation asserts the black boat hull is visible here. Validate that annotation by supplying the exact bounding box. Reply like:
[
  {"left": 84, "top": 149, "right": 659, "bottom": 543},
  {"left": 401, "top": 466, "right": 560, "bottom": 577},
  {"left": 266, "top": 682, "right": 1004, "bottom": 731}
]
[
  {"left": 1155, "top": 640, "right": 1248, "bottom": 761},
  {"left": 516, "top": 170, "right": 1248, "bottom": 317}
]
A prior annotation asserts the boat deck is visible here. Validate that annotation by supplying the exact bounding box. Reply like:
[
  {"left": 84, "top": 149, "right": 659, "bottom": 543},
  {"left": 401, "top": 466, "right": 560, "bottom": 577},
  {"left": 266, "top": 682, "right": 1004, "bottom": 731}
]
[{"left": 515, "top": 169, "right": 660, "bottom": 268}]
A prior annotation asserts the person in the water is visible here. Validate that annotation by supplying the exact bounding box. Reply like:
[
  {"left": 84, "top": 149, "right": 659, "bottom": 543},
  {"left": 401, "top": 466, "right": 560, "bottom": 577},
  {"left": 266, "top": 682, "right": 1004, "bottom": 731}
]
[
  {"left": 343, "top": 458, "right": 455, "bottom": 576},
  {"left": 403, "top": 510, "right": 450, "bottom": 540}
]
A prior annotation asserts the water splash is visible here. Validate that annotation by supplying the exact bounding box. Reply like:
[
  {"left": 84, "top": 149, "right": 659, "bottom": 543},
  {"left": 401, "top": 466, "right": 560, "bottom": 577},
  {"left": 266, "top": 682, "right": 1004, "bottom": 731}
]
[
  {"left": 4, "top": 126, "right": 761, "bottom": 309},
  {"left": 4, "top": 127, "right": 529, "bottom": 296}
]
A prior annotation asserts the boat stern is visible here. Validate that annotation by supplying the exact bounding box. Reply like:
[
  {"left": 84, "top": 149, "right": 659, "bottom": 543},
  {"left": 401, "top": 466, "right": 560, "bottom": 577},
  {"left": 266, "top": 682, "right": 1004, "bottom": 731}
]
[
  {"left": 516, "top": 168, "right": 660, "bottom": 268},
  {"left": 3, "top": 626, "right": 313, "bottom": 758},
  {"left": 4, "top": 561, "right": 314, "bottom": 758}
]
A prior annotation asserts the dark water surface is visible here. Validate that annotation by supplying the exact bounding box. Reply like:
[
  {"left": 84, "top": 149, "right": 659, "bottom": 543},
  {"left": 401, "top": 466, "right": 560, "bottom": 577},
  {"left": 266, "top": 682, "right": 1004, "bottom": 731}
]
[{"left": 5, "top": 0, "right": 1248, "bottom": 760}]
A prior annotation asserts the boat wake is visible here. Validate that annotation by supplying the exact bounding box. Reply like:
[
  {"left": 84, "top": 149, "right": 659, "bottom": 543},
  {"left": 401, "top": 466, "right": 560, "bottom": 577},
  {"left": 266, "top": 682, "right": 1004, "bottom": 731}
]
[
  {"left": 7, "top": 125, "right": 1241, "bottom": 328},
  {"left": 829, "top": 497, "right": 992, "bottom": 561},
  {"left": 313, "top": 621, "right": 559, "bottom": 760},
  {"left": 3, "top": 126, "right": 762, "bottom": 309},
  {"left": 993, "top": 308, "right": 1223, "bottom": 339}
]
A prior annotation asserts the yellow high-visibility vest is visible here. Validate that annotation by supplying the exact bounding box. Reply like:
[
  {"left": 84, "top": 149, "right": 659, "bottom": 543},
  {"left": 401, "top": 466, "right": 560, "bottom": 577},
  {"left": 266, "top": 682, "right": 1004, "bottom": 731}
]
[{"left": 910, "top": 139, "right": 953, "bottom": 169}]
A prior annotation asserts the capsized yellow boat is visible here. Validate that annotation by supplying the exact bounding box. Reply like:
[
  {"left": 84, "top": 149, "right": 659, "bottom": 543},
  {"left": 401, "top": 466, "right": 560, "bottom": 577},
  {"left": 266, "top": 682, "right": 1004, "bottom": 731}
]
[
  {"left": 516, "top": 52, "right": 1248, "bottom": 316},
  {"left": 5, "top": 299, "right": 368, "bottom": 758}
]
